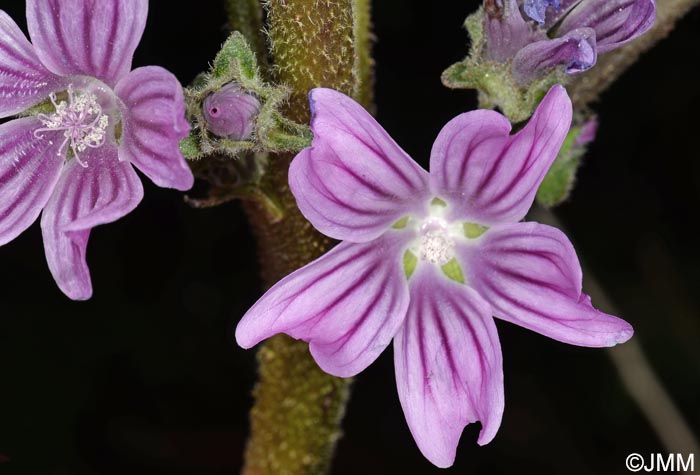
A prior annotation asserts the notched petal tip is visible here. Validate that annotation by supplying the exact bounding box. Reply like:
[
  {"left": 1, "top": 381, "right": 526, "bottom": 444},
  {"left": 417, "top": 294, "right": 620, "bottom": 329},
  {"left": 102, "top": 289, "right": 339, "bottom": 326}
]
[
  {"left": 395, "top": 266, "right": 504, "bottom": 467},
  {"left": 291, "top": 88, "right": 429, "bottom": 242},
  {"left": 430, "top": 85, "right": 571, "bottom": 225},
  {"left": 609, "top": 326, "right": 634, "bottom": 346},
  {"left": 463, "top": 222, "right": 635, "bottom": 348},
  {"left": 576, "top": 293, "right": 635, "bottom": 348}
]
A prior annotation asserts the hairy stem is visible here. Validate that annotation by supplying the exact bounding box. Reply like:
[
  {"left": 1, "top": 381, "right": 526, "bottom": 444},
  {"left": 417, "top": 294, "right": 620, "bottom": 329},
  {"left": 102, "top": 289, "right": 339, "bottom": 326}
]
[
  {"left": 225, "top": 0, "right": 268, "bottom": 68},
  {"left": 241, "top": 1, "right": 373, "bottom": 474},
  {"left": 569, "top": 0, "right": 700, "bottom": 108},
  {"left": 353, "top": 0, "right": 375, "bottom": 112}
]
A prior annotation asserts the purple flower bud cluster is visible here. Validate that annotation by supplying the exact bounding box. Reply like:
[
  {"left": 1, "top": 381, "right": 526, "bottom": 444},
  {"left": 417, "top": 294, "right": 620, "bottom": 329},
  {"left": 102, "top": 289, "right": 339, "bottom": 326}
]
[{"left": 484, "top": 0, "right": 656, "bottom": 84}]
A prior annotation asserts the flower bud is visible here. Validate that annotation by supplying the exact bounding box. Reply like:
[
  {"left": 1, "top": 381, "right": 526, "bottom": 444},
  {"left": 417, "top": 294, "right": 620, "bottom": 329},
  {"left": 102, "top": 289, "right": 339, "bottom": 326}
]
[
  {"left": 574, "top": 118, "right": 598, "bottom": 147},
  {"left": 484, "top": 0, "right": 533, "bottom": 61},
  {"left": 523, "top": 0, "right": 560, "bottom": 24},
  {"left": 203, "top": 84, "right": 261, "bottom": 140}
]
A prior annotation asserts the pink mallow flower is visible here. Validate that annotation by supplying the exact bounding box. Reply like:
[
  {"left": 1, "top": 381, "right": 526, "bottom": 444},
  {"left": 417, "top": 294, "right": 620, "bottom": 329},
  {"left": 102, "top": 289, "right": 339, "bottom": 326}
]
[
  {"left": 236, "top": 86, "right": 633, "bottom": 467},
  {"left": 0, "top": 1, "right": 193, "bottom": 300}
]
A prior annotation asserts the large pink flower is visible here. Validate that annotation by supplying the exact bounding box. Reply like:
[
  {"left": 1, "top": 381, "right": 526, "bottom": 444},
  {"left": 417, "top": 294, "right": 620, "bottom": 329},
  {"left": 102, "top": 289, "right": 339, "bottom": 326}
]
[
  {"left": 0, "top": 1, "right": 193, "bottom": 300},
  {"left": 235, "top": 86, "right": 633, "bottom": 467}
]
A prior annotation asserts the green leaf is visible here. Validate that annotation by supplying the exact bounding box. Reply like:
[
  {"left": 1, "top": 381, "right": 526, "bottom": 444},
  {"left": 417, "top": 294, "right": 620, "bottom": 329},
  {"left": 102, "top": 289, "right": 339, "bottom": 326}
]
[{"left": 536, "top": 127, "right": 585, "bottom": 208}]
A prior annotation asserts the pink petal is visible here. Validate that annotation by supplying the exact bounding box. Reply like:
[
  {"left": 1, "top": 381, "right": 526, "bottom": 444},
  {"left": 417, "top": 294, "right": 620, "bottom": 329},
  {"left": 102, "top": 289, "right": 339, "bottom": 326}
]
[
  {"left": 429, "top": 85, "right": 572, "bottom": 225},
  {"left": 461, "top": 222, "right": 634, "bottom": 347},
  {"left": 26, "top": 0, "right": 148, "bottom": 86},
  {"left": 0, "top": 10, "right": 64, "bottom": 118},
  {"left": 558, "top": 0, "right": 656, "bottom": 54},
  {"left": 236, "top": 232, "right": 412, "bottom": 377},
  {"left": 289, "top": 88, "right": 430, "bottom": 243},
  {"left": 394, "top": 265, "right": 504, "bottom": 468},
  {"left": 115, "top": 66, "right": 193, "bottom": 191},
  {"left": 40, "top": 144, "right": 143, "bottom": 300},
  {"left": 0, "top": 117, "right": 63, "bottom": 245}
]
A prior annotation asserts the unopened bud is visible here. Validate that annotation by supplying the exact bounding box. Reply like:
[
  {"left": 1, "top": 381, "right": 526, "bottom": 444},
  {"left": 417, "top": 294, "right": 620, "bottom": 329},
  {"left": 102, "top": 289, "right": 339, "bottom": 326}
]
[{"left": 203, "top": 84, "right": 261, "bottom": 140}]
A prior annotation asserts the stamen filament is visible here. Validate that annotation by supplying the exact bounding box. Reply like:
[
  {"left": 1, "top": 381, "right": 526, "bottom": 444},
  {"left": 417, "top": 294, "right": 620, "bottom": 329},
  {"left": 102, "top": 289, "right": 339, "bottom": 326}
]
[{"left": 33, "top": 84, "right": 110, "bottom": 166}]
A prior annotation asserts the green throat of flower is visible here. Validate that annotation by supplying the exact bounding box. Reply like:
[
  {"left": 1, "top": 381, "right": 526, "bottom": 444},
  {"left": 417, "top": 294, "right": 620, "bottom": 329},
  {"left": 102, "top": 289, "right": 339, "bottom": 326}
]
[{"left": 396, "top": 202, "right": 489, "bottom": 284}]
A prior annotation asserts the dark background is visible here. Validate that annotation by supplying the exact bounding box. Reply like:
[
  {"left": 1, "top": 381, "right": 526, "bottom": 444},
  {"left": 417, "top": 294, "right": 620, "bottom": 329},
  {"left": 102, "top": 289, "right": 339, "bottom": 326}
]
[{"left": 1, "top": 1, "right": 698, "bottom": 474}]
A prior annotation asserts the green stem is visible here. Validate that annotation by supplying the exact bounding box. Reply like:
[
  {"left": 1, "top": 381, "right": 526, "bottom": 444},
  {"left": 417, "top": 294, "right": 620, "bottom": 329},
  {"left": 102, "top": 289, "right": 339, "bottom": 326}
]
[
  {"left": 353, "top": 0, "right": 375, "bottom": 112},
  {"left": 225, "top": 0, "right": 268, "bottom": 70},
  {"left": 240, "top": 1, "right": 374, "bottom": 474}
]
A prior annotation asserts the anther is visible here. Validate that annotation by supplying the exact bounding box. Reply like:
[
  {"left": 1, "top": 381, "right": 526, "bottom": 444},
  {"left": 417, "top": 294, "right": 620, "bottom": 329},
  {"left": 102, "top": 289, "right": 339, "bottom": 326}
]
[{"left": 33, "top": 85, "right": 110, "bottom": 167}]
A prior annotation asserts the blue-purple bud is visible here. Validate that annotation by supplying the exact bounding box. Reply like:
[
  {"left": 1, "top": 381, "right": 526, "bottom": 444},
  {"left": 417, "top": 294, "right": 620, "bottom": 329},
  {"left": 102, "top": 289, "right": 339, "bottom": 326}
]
[
  {"left": 203, "top": 84, "right": 261, "bottom": 140},
  {"left": 523, "top": 0, "right": 560, "bottom": 24}
]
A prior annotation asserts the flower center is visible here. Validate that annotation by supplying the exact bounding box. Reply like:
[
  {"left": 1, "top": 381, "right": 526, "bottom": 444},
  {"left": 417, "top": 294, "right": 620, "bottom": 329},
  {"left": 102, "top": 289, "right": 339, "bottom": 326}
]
[
  {"left": 418, "top": 219, "right": 455, "bottom": 266},
  {"left": 34, "top": 85, "right": 110, "bottom": 167}
]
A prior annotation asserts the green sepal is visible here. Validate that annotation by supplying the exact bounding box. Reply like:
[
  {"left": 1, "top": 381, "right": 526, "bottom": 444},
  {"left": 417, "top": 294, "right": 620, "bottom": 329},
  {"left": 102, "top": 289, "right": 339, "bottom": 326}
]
[
  {"left": 183, "top": 31, "right": 313, "bottom": 162},
  {"left": 403, "top": 251, "right": 418, "bottom": 280},
  {"left": 464, "top": 222, "right": 489, "bottom": 239},
  {"left": 443, "top": 59, "right": 563, "bottom": 123},
  {"left": 536, "top": 126, "right": 586, "bottom": 208},
  {"left": 211, "top": 32, "right": 260, "bottom": 83},
  {"left": 255, "top": 87, "right": 313, "bottom": 151},
  {"left": 441, "top": 7, "right": 568, "bottom": 123},
  {"left": 179, "top": 134, "right": 202, "bottom": 160},
  {"left": 392, "top": 216, "right": 410, "bottom": 229},
  {"left": 17, "top": 97, "right": 57, "bottom": 117},
  {"left": 441, "top": 258, "right": 466, "bottom": 284}
]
